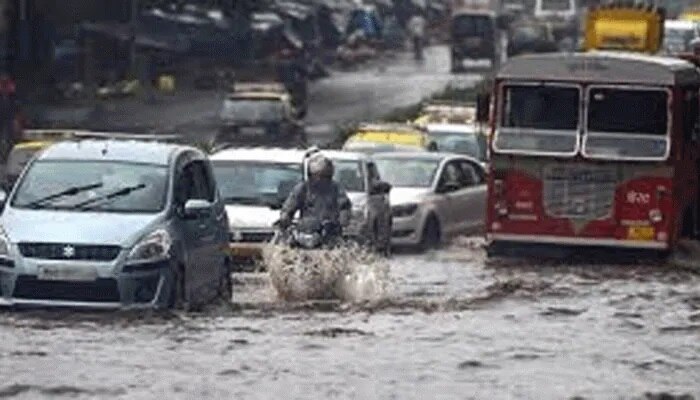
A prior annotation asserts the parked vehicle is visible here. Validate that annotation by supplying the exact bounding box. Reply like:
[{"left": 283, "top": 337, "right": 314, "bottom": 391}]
[
  {"left": 0, "top": 139, "right": 231, "bottom": 309},
  {"left": 425, "top": 123, "right": 488, "bottom": 165},
  {"left": 372, "top": 152, "right": 486, "bottom": 249},
  {"left": 450, "top": 10, "right": 498, "bottom": 72},
  {"left": 342, "top": 123, "right": 437, "bottom": 153},
  {"left": 663, "top": 19, "right": 699, "bottom": 54},
  {"left": 210, "top": 147, "right": 307, "bottom": 268},
  {"left": 311, "top": 151, "right": 392, "bottom": 253},
  {"left": 215, "top": 83, "right": 305, "bottom": 148},
  {"left": 488, "top": 5, "right": 700, "bottom": 254}
]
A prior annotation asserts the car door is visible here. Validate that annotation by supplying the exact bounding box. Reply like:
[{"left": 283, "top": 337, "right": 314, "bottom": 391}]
[
  {"left": 174, "top": 158, "right": 214, "bottom": 301},
  {"left": 187, "top": 159, "right": 222, "bottom": 297},
  {"left": 456, "top": 158, "right": 488, "bottom": 234},
  {"left": 432, "top": 160, "right": 467, "bottom": 236},
  {"left": 366, "top": 161, "right": 391, "bottom": 240}
]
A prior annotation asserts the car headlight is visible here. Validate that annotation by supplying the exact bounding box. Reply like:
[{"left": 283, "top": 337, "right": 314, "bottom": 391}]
[
  {"left": 392, "top": 203, "right": 418, "bottom": 218},
  {"left": 0, "top": 225, "right": 9, "bottom": 257},
  {"left": 127, "top": 229, "right": 172, "bottom": 263}
]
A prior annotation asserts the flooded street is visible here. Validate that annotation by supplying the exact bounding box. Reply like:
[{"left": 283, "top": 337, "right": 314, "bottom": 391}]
[{"left": 1, "top": 239, "right": 698, "bottom": 400}]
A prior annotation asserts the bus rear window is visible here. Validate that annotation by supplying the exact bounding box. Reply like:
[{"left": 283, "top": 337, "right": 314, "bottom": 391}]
[
  {"left": 587, "top": 88, "right": 668, "bottom": 135},
  {"left": 501, "top": 85, "right": 580, "bottom": 130}
]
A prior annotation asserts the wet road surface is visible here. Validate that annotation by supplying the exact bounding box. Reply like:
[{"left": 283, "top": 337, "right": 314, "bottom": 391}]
[{"left": 1, "top": 238, "right": 698, "bottom": 400}]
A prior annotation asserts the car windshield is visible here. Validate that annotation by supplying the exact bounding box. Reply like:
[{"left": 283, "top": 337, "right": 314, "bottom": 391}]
[
  {"left": 496, "top": 84, "right": 580, "bottom": 155},
  {"left": 374, "top": 158, "right": 439, "bottom": 188},
  {"left": 332, "top": 160, "right": 365, "bottom": 192},
  {"left": 212, "top": 161, "right": 302, "bottom": 206},
  {"left": 221, "top": 99, "right": 284, "bottom": 122},
  {"left": 452, "top": 15, "right": 493, "bottom": 37},
  {"left": 11, "top": 160, "right": 168, "bottom": 212},
  {"left": 428, "top": 131, "right": 486, "bottom": 160},
  {"left": 584, "top": 87, "right": 669, "bottom": 159}
]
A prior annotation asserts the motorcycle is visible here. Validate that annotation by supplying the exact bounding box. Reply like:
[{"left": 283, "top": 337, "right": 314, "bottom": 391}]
[{"left": 272, "top": 217, "right": 342, "bottom": 249}]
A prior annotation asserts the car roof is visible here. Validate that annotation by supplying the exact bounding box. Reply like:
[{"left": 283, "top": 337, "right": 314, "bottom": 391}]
[
  {"left": 371, "top": 151, "right": 451, "bottom": 161},
  {"left": 371, "top": 151, "right": 482, "bottom": 164},
  {"left": 210, "top": 147, "right": 308, "bottom": 164},
  {"left": 37, "top": 140, "right": 191, "bottom": 165},
  {"left": 426, "top": 123, "right": 478, "bottom": 133},
  {"left": 320, "top": 150, "right": 368, "bottom": 162}
]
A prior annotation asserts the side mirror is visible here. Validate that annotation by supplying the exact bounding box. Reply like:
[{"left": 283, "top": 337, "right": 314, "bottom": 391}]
[
  {"left": 371, "top": 181, "right": 392, "bottom": 195},
  {"left": 183, "top": 199, "right": 213, "bottom": 219}
]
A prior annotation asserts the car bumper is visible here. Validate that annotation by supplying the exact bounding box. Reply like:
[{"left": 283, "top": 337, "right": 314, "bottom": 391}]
[
  {"left": 391, "top": 214, "right": 422, "bottom": 246},
  {"left": 487, "top": 233, "right": 669, "bottom": 250},
  {"left": 0, "top": 259, "right": 173, "bottom": 310}
]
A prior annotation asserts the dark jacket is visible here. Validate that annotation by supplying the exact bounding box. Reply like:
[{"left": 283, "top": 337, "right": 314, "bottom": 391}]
[{"left": 281, "top": 180, "right": 351, "bottom": 224}]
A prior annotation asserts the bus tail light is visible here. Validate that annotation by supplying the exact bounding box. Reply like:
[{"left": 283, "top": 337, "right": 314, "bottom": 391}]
[
  {"left": 649, "top": 209, "right": 663, "bottom": 223},
  {"left": 495, "top": 201, "right": 508, "bottom": 216},
  {"left": 494, "top": 179, "right": 505, "bottom": 195}
]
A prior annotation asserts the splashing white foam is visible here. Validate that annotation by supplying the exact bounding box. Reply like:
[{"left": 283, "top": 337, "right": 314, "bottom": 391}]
[{"left": 262, "top": 242, "right": 392, "bottom": 302}]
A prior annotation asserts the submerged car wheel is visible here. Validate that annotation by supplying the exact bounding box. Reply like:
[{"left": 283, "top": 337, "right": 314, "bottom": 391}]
[
  {"left": 420, "top": 216, "right": 441, "bottom": 251},
  {"left": 166, "top": 264, "right": 188, "bottom": 310},
  {"left": 218, "top": 259, "right": 233, "bottom": 302}
]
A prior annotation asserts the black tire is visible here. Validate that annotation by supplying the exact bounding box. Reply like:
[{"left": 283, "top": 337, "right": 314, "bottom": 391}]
[
  {"left": 419, "top": 216, "right": 441, "bottom": 251},
  {"left": 218, "top": 259, "right": 233, "bottom": 302},
  {"left": 166, "top": 264, "right": 187, "bottom": 310}
]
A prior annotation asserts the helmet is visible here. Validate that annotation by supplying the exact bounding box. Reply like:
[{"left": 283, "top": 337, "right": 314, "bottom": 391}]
[{"left": 308, "top": 154, "right": 334, "bottom": 179}]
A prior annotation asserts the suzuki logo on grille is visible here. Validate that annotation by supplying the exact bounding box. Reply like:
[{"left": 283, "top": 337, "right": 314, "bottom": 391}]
[{"left": 63, "top": 245, "right": 76, "bottom": 258}]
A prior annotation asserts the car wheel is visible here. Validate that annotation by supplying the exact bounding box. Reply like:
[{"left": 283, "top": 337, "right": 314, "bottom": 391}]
[
  {"left": 218, "top": 258, "right": 233, "bottom": 302},
  {"left": 166, "top": 264, "right": 189, "bottom": 310},
  {"left": 419, "top": 216, "right": 441, "bottom": 251}
]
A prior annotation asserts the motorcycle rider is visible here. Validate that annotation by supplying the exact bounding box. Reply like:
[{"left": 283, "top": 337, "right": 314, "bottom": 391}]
[{"left": 278, "top": 153, "right": 351, "bottom": 239}]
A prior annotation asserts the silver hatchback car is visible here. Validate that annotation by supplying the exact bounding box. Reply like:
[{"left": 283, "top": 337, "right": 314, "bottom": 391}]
[{"left": 0, "top": 140, "right": 231, "bottom": 309}]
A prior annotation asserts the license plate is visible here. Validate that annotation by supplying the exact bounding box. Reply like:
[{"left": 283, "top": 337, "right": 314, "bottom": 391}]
[
  {"left": 628, "top": 226, "right": 655, "bottom": 241},
  {"left": 37, "top": 265, "right": 98, "bottom": 282}
]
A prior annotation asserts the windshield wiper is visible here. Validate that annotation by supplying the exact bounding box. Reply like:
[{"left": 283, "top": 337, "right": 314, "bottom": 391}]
[
  {"left": 22, "top": 182, "right": 104, "bottom": 209},
  {"left": 69, "top": 184, "right": 146, "bottom": 210}
]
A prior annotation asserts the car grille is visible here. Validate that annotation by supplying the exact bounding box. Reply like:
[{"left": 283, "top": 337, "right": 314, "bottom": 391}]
[
  {"left": 230, "top": 231, "right": 274, "bottom": 243},
  {"left": 543, "top": 164, "right": 617, "bottom": 220},
  {"left": 18, "top": 243, "right": 122, "bottom": 261},
  {"left": 13, "top": 276, "right": 120, "bottom": 302}
]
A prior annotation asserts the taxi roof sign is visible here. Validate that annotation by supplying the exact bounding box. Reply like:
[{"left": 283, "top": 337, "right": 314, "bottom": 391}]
[{"left": 584, "top": 3, "right": 665, "bottom": 53}]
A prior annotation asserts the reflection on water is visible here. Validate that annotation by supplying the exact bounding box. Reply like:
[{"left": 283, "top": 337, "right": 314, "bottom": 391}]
[{"left": 1, "top": 236, "right": 699, "bottom": 399}]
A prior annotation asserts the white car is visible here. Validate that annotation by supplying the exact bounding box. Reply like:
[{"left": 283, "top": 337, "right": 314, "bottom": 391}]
[
  {"left": 313, "top": 151, "right": 392, "bottom": 253},
  {"left": 372, "top": 152, "right": 487, "bottom": 249},
  {"left": 425, "top": 123, "right": 488, "bottom": 166},
  {"left": 210, "top": 147, "right": 308, "bottom": 268}
]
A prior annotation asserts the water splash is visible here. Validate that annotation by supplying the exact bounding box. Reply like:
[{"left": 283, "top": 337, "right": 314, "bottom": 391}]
[{"left": 262, "top": 242, "right": 392, "bottom": 303}]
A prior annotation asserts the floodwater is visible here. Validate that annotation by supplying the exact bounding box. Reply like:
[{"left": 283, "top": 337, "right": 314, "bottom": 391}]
[{"left": 1, "top": 237, "right": 699, "bottom": 400}]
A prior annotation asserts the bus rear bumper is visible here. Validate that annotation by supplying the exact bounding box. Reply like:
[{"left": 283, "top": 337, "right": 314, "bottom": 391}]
[{"left": 487, "top": 233, "right": 669, "bottom": 250}]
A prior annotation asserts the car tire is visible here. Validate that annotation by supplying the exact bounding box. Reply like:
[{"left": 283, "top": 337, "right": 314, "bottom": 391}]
[
  {"left": 166, "top": 264, "right": 189, "bottom": 311},
  {"left": 218, "top": 258, "right": 233, "bottom": 302},
  {"left": 419, "top": 216, "right": 441, "bottom": 251}
]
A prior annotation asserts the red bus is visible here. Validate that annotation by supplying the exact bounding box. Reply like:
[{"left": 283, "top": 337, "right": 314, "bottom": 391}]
[{"left": 486, "top": 51, "right": 700, "bottom": 253}]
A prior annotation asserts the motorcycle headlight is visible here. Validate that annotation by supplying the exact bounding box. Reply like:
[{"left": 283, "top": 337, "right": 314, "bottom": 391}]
[
  {"left": 295, "top": 232, "right": 320, "bottom": 249},
  {"left": 392, "top": 203, "right": 418, "bottom": 218},
  {"left": 127, "top": 229, "right": 172, "bottom": 263},
  {"left": 0, "top": 226, "right": 9, "bottom": 257},
  {"left": 352, "top": 200, "right": 368, "bottom": 219}
]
